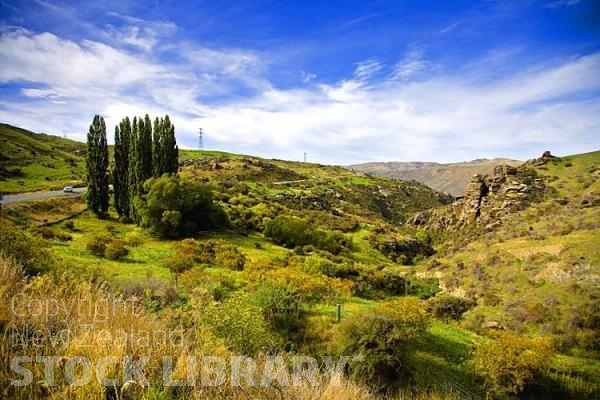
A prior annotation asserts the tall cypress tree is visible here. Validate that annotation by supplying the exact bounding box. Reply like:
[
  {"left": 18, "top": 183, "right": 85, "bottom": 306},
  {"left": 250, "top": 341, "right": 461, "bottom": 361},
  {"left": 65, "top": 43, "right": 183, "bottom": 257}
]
[
  {"left": 162, "top": 114, "right": 179, "bottom": 174},
  {"left": 113, "top": 117, "right": 130, "bottom": 219},
  {"left": 129, "top": 115, "right": 154, "bottom": 224},
  {"left": 85, "top": 115, "right": 109, "bottom": 218},
  {"left": 140, "top": 114, "right": 154, "bottom": 182},
  {"left": 153, "top": 116, "right": 164, "bottom": 176},
  {"left": 128, "top": 116, "right": 140, "bottom": 222}
]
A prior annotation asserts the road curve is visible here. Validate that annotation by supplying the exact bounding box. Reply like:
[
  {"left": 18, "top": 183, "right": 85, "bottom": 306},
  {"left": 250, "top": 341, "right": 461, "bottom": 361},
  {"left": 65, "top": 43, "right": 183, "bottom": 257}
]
[{"left": 0, "top": 187, "right": 86, "bottom": 205}]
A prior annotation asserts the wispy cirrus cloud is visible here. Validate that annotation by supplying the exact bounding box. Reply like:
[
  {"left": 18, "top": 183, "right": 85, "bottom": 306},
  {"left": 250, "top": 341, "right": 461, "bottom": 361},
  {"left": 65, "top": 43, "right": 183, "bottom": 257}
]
[{"left": 391, "top": 48, "right": 429, "bottom": 81}]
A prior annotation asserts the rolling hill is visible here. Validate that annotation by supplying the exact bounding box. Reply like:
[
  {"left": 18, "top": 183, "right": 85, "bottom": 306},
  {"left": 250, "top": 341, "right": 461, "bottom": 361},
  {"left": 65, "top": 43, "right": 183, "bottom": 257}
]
[
  {"left": 350, "top": 158, "right": 522, "bottom": 196},
  {"left": 1, "top": 123, "right": 598, "bottom": 399},
  {"left": 0, "top": 123, "right": 86, "bottom": 193}
]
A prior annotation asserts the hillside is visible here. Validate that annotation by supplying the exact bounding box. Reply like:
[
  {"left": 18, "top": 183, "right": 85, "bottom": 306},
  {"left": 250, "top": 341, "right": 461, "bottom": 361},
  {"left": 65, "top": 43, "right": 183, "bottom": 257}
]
[
  {"left": 350, "top": 158, "right": 522, "bottom": 196},
  {"left": 418, "top": 150, "right": 600, "bottom": 357},
  {"left": 0, "top": 123, "right": 86, "bottom": 193},
  {"left": 1, "top": 125, "right": 598, "bottom": 400}
]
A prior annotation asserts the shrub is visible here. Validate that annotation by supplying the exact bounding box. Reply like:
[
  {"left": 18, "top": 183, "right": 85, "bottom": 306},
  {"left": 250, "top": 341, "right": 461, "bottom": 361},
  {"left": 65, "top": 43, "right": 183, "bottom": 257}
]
[
  {"left": 196, "top": 240, "right": 218, "bottom": 264},
  {"left": 201, "top": 292, "right": 277, "bottom": 355},
  {"left": 252, "top": 283, "right": 305, "bottom": 349},
  {"left": 0, "top": 226, "right": 54, "bottom": 276},
  {"left": 140, "top": 175, "right": 228, "bottom": 238},
  {"left": 358, "top": 269, "right": 408, "bottom": 298},
  {"left": 318, "top": 260, "right": 360, "bottom": 279},
  {"left": 264, "top": 215, "right": 312, "bottom": 248},
  {"left": 64, "top": 220, "right": 75, "bottom": 231},
  {"left": 214, "top": 244, "right": 246, "bottom": 271},
  {"left": 36, "top": 227, "right": 72, "bottom": 242},
  {"left": 104, "top": 239, "right": 129, "bottom": 260},
  {"left": 310, "top": 229, "right": 351, "bottom": 255},
  {"left": 471, "top": 332, "right": 552, "bottom": 398},
  {"left": 264, "top": 215, "right": 351, "bottom": 254},
  {"left": 428, "top": 294, "right": 476, "bottom": 322},
  {"left": 408, "top": 277, "right": 441, "bottom": 299},
  {"left": 86, "top": 236, "right": 111, "bottom": 258},
  {"left": 337, "top": 297, "right": 429, "bottom": 392},
  {"left": 37, "top": 227, "right": 56, "bottom": 240},
  {"left": 370, "top": 234, "right": 435, "bottom": 264},
  {"left": 163, "top": 253, "right": 195, "bottom": 286}
]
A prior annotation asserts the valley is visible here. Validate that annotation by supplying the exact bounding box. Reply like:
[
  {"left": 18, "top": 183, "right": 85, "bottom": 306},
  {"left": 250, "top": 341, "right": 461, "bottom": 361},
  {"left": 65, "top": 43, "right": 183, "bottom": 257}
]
[{"left": 1, "top": 124, "right": 599, "bottom": 399}]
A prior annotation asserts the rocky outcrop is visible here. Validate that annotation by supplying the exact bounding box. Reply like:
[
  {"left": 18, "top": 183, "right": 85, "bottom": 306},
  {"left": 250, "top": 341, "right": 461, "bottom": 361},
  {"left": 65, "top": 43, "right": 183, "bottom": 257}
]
[
  {"left": 458, "top": 174, "right": 488, "bottom": 224},
  {"left": 418, "top": 156, "right": 548, "bottom": 230},
  {"left": 529, "top": 150, "right": 559, "bottom": 166}
]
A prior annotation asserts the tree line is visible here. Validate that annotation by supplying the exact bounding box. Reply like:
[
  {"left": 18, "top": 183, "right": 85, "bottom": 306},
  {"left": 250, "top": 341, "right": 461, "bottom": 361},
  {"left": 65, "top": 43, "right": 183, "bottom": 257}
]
[{"left": 85, "top": 114, "right": 179, "bottom": 220}]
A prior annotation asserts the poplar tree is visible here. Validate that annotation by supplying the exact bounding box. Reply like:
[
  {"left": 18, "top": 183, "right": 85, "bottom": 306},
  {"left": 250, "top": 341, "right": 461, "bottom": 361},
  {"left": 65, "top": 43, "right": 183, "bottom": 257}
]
[
  {"left": 153, "top": 116, "right": 164, "bottom": 176},
  {"left": 113, "top": 117, "right": 131, "bottom": 219},
  {"left": 162, "top": 114, "right": 179, "bottom": 174},
  {"left": 85, "top": 115, "right": 109, "bottom": 218},
  {"left": 128, "top": 117, "right": 140, "bottom": 222},
  {"left": 139, "top": 114, "right": 154, "bottom": 182}
]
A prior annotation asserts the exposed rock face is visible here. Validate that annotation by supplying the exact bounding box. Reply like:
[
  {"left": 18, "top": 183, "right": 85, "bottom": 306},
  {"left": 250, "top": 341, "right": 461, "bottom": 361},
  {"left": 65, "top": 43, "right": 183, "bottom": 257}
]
[
  {"left": 418, "top": 159, "right": 548, "bottom": 229},
  {"left": 530, "top": 150, "right": 559, "bottom": 166},
  {"left": 459, "top": 174, "right": 488, "bottom": 224}
]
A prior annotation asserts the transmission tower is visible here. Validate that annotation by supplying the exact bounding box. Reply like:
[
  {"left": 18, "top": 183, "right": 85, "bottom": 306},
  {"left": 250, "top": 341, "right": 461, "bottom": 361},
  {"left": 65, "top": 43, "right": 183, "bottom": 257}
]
[
  {"left": 198, "top": 128, "right": 204, "bottom": 150},
  {"left": 303, "top": 152, "right": 307, "bottom": 163},
  {"left": 63, "top": 129, "right": 67, "bottom": 139}
]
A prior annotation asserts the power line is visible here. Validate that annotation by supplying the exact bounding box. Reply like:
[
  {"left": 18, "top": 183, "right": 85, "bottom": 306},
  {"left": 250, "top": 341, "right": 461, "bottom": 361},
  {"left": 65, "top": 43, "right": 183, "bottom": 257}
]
[{"left": 198, "top": 128, "right": 204, "bottom": 150}]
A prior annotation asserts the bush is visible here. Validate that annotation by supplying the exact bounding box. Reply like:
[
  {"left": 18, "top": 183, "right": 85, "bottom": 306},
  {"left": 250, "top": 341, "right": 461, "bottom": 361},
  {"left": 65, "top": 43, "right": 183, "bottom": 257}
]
[
  {"left": 104, "top": 239, "right": 129, "bottom": 260},
  {"left": 311, "top": 229, "right": 351, "bottom": 255},
  {"left": 140, "top": 175, "right": 228, "bottom": 238},
  {"left": 63, "top": 220, "right": 75, "bottom": 231},
  {"left": 35, "top": 227, "right": 73, "bottom": 242},
  {"left": 338, "top": 297, "right": 429, "bottom": 392},
  {"left": 86, "top": 236, "right": 111, "bottom": 258},
  {"left": 252, "top": 283, "right": 305, "bottom": 349},
  {"left": 408, "top": 277, "right": 441, "bottom": 299},
  {"left": 214, "top": 244, "right": 246, "bottom": 271},
  {"left": 428, "top": 294, "right": 476, "bottom": 322},
  {"left": 201, "top": 292, "right": 277, "bottom": 355},
  {"left": 471, "top": 332, "right": 552, "bottom": 398},
  {"left": 370, "top": 234, "right": 435, "bottom": 264},
  {"left": 264, "top": 215, "right": 312, "bottom": 248},
  {"left": 356, "top": 269, "right": 409, "bottom": 298},
  {"left": 0, "top": 226, "right": 53, "bottom": 276},
  {"left": 163, "top": 252, "right": 195, "bottom": 286},
  {"left": 264, "top": 215, "right": 351, "bottom": 254},
  {"left": 196, "top": 240, "right": 218, "bottom": 264}
]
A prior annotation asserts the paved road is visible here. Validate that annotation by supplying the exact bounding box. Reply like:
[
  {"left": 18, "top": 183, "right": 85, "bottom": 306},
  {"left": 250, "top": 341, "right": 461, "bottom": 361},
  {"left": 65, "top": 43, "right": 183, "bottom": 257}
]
[{"left": 0, "top": 187, "right": 86, "bottom": 205}]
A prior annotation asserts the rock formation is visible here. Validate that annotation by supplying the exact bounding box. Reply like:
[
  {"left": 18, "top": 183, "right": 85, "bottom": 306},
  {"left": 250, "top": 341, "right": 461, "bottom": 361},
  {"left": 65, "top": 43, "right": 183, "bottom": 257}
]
[{"left": 417, "top": 153, "right": 552, "bottom": 230}]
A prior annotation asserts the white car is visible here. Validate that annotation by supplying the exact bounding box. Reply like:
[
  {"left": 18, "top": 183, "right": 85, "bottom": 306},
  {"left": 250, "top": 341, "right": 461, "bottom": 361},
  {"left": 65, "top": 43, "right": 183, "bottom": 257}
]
[{"left": 63, "top": 186, "right": 74, "bottom": 193}]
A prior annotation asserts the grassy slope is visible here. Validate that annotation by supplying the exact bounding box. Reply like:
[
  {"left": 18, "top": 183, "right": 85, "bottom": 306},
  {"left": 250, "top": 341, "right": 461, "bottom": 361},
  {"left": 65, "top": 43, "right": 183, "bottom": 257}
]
[
  {"left": 417, "top": 151, "right": 600, "bottom": 396},
  {"left": 0, "top": 123, "right": 86, "bottom": 193},
  {"left": 3, "top": 125, "right": 598, "bottom": 397}
]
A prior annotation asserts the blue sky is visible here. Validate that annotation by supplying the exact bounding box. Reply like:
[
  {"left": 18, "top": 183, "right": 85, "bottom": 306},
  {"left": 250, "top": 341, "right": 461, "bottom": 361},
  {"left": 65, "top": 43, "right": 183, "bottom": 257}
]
[{"left": 1, "top": 0, "right": 599, "bottom": 164}]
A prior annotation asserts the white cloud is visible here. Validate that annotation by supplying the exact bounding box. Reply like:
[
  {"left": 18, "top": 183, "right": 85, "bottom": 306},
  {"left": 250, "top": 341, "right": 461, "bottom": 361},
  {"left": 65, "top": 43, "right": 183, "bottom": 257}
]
[
  {"left": 354, "top": 59, "right": 382, "bottom": 81},
  {"left": 392, "top": 48, "right": 428, "bottom": 81},
  {"left": 0, "top": 25, "right": 598, "bottom": 165}
]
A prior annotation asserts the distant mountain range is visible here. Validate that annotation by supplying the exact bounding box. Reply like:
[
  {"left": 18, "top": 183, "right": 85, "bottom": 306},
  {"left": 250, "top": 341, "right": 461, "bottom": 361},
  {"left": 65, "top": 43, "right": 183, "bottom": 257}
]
[{"left": 349, "top": 158, "right": 523, "bottom": 196}]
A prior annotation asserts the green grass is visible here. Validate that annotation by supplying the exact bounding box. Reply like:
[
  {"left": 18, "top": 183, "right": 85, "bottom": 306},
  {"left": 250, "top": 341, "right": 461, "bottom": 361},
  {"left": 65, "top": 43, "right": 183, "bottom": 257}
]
[
  {"left": 179, "top": 148, "right": 247, "bottom": 159},
  {"left": 341, "top": 175, "right": 374, "bottom": 186},
  {"left": 0, "top": 123, "right": 86, "bottom": 193},
  {"left": 3, "top": 123, "right": 599, "bottom": 397},
  {"left": 48, "top": 211, "right": 173, "bottom": 284}
]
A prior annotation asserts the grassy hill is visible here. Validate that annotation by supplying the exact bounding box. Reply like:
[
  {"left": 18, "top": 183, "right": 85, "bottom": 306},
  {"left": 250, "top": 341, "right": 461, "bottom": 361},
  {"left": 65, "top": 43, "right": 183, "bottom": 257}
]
[
  {"left": 1, "top": 125, "right": 598, "bottom": 399},
  {"left": 0, "top": 123, "right": 86, "bottom": 193},
  {"left": 350, "top": 158, "right": 522, "bottom": 196}
]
